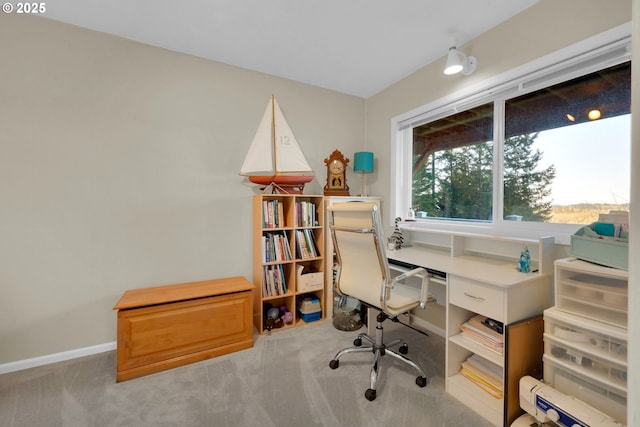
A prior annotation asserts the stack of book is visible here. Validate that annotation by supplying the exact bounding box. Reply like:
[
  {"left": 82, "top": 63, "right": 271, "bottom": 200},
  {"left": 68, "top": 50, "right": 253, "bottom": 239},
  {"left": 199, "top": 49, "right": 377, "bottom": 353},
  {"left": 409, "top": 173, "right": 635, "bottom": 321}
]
[
  {"left": 262, "top": 199, "right": 284, "bottom": 228},
  {"left": 460, "top": 354, "right": 504, "bottom": 399},
  {"left": 296, "top": 201, "right": 317, "bottom": 227},
  {"left": 295, "top": 229, "right": 319, "bottom": 259},
  {"left": 262, "top": 264, "right": 287, "bottom": 297},
  {"left": 460, "top": 315, "right": 504, "bottom": 354},
  {"left": 262, "top": 231, "right": 292, "bottom": 262}
]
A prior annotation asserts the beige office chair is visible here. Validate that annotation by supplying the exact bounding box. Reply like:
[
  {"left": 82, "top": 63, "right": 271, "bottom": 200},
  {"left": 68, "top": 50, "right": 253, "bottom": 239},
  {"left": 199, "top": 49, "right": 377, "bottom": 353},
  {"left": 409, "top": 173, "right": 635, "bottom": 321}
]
[{"left": 327, "top": 201, "right": 430, "bottom": 401}]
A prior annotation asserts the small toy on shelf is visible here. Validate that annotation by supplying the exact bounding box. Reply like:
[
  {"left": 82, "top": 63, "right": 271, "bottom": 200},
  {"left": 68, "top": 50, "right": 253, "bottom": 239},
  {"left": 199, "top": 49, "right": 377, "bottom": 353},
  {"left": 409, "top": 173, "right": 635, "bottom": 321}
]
[{"left": 387, "top": 217, "right": 405, "bottom": 250}]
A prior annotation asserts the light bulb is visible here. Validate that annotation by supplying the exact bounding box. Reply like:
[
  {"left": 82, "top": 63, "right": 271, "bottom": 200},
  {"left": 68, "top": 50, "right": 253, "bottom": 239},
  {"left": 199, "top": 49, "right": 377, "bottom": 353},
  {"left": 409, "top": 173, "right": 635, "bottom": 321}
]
[{"left": 588, "top": 109, "right": 602, "bottom": 120}]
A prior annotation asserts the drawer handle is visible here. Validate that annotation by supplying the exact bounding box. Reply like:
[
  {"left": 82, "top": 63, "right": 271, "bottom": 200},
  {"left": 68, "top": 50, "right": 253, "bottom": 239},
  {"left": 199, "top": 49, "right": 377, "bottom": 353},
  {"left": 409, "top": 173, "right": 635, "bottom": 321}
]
[{"left": 464, "top": 292, "right": 485, "bottom": 302}]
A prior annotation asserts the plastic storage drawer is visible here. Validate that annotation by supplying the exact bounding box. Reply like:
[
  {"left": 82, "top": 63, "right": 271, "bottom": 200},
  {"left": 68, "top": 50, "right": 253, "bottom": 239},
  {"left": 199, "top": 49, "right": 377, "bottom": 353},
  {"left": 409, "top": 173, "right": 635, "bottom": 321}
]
[
  {"left": 544, "top": 335, "right": 627, "bottom": 389},
  {"left": 544, "top": 307, "right": 627, "bottom": 365},
  {"left": 543, "top": 355, "right": 626, "bottom": 424},
  {"left": 554, "top": 258, "right": 628, "bottom": 328}
]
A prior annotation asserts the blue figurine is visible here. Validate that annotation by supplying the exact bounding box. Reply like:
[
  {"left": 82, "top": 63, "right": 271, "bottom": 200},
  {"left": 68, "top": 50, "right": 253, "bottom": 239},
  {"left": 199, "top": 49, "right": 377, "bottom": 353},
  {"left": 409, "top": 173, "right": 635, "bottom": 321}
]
[{"left": 518, "top": 247, "right": 531, "bottom": 273}]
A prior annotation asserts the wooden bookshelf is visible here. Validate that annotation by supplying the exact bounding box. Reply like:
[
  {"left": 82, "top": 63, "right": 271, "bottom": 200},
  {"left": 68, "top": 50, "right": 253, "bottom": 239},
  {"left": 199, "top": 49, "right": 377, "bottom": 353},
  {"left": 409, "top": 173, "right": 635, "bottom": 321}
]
[{"left": 253, "top": 194, "right": 325, "bottom": 334}]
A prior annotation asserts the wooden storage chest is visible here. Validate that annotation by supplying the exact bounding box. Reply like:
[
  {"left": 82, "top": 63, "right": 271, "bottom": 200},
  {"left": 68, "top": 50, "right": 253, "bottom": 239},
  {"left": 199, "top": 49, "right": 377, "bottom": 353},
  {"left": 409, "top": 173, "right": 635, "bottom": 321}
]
[{"left": 113, "top": 276, "right": 254, "bottom": 382}]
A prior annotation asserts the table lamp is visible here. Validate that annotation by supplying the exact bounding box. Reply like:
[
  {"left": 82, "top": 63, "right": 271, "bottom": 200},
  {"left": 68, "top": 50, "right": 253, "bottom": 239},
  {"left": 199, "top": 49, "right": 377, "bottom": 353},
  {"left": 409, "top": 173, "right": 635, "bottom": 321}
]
[{"left": 353, "top": 151, "right": 374, "bottom": 196}]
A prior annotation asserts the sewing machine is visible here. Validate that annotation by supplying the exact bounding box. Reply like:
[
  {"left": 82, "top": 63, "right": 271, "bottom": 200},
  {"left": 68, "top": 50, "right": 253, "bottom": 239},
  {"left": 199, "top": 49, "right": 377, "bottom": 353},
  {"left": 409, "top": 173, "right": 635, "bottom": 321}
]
[{"left": 511, "top": 376, "right": 624, "bottom": 427}]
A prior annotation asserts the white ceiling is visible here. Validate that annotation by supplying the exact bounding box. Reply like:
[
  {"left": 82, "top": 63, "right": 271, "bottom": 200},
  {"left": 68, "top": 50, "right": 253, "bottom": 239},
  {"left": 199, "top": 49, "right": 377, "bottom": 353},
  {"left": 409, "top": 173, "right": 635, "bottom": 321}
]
[{"left": 43, "top": 0, "right": 538, "bottom": 98}]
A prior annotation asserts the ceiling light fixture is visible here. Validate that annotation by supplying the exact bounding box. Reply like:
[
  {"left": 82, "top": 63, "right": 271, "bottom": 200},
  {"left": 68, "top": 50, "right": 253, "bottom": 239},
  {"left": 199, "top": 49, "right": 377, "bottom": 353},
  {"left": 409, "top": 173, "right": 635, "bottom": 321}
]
[{"left": 444, "top": 45, "right": 478, "bottom": 76}]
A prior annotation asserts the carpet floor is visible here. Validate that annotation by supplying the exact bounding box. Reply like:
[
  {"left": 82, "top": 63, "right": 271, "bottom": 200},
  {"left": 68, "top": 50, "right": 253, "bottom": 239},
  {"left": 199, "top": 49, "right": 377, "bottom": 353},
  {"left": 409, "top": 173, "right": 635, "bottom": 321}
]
[{"left": 0, "top": 319, "right": 494, "bottom": 427}]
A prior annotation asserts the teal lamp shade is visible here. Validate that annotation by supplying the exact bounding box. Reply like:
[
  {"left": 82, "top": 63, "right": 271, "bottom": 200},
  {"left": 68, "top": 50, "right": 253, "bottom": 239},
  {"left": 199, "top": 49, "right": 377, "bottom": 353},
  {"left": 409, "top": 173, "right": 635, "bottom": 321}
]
[
  {"left": 353, "top": 151, "right": 374, "bottom": 196},
  {"left": 353, "top": 152, "right": 374, "bottom": 173}
]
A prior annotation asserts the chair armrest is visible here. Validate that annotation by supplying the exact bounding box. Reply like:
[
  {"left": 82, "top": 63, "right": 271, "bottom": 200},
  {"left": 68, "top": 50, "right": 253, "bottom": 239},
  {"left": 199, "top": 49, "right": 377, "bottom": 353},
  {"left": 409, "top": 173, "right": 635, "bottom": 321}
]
[{"left": 390, "top": 267, "right": 431, "bottom": 309}]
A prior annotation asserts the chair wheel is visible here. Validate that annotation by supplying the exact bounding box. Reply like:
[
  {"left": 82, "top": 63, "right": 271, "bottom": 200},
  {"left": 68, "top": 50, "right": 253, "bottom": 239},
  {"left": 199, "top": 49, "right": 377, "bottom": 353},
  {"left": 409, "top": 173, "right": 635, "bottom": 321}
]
[
  {"left": 353, "top": 338, "right": 362, "bottom": 346},
  {"left": 416, "top": 376, "right": 428, "bottom": 388},
  {"left": 365, "top": 388, "right": 376, "bottom": 401},
  {"left": 399, "top": 343, "right": 408, "bottom": 354},
  {"left": 329, "top": 359, "right": 339, "bottom": 369}
]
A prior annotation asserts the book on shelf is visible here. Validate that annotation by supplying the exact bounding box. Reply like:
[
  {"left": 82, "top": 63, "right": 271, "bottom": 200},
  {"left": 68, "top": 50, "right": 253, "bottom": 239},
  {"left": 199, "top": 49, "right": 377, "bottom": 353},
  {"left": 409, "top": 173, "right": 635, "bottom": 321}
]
[
  {"left": 460, "top": 315, "right": 504, "bottom": 354},
  {"left": 296, "top": 201, "right": 317, "bottom": 227},
  {"left": 262, "top": 199, "right": 285, "bottom": 228},
  {"left": 295, "top": 230, "right": 309, "bottom": 258},
  {"left": 262, "top": 231, "right": 292, "bottom": 262},
  {"left": 263, "top": 264, "right": 287, "bottom": 297},
  {"left": 304, "top": 229, "right": 319, "bottom": 257},
  {"left": 295, "top": 229, "right": 319, "bottom": 259},
  {"left": 459, "top": 354, "right": 503, "bottom": 399}
]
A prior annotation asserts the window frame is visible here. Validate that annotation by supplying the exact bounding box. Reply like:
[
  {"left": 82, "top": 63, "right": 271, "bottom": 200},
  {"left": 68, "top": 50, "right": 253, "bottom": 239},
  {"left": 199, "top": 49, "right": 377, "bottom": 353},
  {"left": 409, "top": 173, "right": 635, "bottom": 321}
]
[{"left": 390, "top": 23, "right": 631, "bottom": 245}]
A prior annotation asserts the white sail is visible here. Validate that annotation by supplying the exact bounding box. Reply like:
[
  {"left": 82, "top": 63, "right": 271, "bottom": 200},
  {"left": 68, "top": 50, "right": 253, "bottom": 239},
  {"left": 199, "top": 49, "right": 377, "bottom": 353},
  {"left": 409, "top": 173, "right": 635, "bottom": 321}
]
[
  {"left": 239, "top": 100, "right": 274, "bottom": 175},
  {"left": 240, "top": 96, "right": 313, "bottom": 176}
]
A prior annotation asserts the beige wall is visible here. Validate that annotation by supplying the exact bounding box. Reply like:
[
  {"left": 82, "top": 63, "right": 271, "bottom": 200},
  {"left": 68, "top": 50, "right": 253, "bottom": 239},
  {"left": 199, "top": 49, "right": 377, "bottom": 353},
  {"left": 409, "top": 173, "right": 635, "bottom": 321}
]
[
  {"left": 0, "top": 14, "right": 364, "bottom": 363},
  {"left": 0, "top": 0, "right": 634, "bottom": 372}
]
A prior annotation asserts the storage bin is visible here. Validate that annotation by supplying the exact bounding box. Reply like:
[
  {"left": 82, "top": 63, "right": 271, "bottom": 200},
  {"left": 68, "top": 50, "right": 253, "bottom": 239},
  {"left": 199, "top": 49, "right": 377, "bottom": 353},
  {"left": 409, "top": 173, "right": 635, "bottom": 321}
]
[
  {"left": 297, "top": 266, "right": 324, "bottom": 292},
  {"left": 544, "top": 308, "right": 626, "bottom": 365},
  {"left": 555, "top": 258, "right": 628, "bottom": 328},
  {"left": 299, "top": 311, "right": 321, "bottom": 322},
  {"left": 543, "top": 354, "right": 626, "bottom": 424},
  {"left": 544, "top": 335, "right": 627, "bottom": 389},
  {"left": 297, "top": 296, "right": 321, "bottom": 322},
  {"left": 570, "top": 224, "right": 628, "bottom": 270}
]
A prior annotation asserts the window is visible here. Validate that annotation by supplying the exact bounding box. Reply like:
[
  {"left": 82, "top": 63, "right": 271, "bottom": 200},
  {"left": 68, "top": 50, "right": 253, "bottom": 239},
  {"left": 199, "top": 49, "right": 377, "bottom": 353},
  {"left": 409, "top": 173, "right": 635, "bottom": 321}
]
[
  {"left": 504, "top": 62, "right": 630, "bottom": 223},
  {"left": 391, "top": 26, "right": 631, "bottom": 243},
  {"left": 412, "top": 102, "right": 494, "bottom": 221}
]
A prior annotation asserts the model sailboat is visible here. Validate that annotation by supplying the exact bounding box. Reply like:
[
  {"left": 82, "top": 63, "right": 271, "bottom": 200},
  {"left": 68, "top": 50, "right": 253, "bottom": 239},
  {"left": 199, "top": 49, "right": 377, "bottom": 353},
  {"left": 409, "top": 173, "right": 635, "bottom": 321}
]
[{"left": 240, "top": 95, "right": 314, "bottom": 193}]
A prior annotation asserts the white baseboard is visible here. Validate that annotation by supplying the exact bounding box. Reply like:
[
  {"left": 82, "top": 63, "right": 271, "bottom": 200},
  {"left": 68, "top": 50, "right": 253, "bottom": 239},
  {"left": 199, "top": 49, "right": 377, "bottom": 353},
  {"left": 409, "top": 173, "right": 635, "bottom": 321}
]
[
  {"left": 410, "top": 315, "right": 445, "bottom": 338},
  {"left": 0, "top": 341, "right": 116, "bottom": 375}
]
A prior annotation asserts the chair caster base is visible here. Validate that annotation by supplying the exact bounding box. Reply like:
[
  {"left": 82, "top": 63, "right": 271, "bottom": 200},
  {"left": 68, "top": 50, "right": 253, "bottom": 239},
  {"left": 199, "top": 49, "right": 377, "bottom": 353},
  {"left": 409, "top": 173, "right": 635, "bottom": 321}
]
[
  {"left": 365, "top": 388, "right": 376, "bottom": 401},
  {"left": 416, "top": 376, "right": 428, "bottom": 387},
  {"left": 329, "top": 359, "right": 339, "bottom": 369},
  {"left": 399, "top": 343, "right": 408, "bottom": 354}
]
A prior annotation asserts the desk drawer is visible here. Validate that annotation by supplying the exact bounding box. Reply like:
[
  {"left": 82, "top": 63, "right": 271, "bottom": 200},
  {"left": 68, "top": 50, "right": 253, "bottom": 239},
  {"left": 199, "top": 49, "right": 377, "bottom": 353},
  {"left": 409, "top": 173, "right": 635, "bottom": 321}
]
[{"left": 450, "top": 276, "right": 504, "bottom": 321}]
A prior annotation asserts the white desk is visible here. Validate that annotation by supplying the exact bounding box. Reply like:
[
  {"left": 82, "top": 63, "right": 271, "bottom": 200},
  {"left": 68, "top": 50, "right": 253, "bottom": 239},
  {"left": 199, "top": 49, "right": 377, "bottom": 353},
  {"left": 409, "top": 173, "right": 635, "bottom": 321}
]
[{"left": 387, "top": 242, "right": 552, "bottom": 427}]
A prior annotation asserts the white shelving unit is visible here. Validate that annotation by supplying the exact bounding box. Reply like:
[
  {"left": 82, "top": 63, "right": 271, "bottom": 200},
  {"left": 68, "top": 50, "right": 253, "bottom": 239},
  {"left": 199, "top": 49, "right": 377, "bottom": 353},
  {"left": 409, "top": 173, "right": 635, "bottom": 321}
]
[{"left": 400, "top": 225, "right": 555, "bottom": 275}]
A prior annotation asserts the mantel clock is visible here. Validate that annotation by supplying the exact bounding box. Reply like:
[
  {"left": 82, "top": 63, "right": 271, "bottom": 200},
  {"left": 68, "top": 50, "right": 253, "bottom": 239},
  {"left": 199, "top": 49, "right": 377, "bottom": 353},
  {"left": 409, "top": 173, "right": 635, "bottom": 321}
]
[{"left": 323, "top": 150, "right": 350, "bottom": 196}]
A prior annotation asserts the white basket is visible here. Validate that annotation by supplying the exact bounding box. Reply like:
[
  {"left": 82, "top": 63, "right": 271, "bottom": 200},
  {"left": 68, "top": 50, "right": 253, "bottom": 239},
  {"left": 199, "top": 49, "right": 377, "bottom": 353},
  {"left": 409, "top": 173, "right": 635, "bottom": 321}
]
[{"left": 297, "top": 270, "right": 324, "bottom": 292}]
